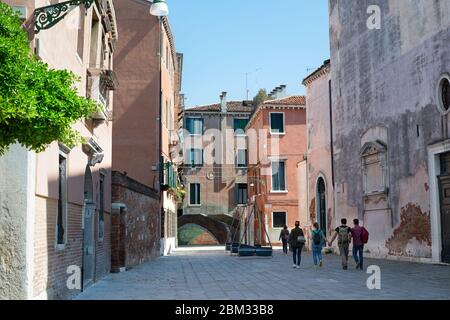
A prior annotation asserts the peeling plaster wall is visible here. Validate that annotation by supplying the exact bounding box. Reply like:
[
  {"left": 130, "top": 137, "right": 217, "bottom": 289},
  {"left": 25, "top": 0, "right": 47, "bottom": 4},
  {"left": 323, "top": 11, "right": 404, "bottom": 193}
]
[
  {"left": 305, "top": 65, "right": 334, "bottom": 236},
  {"left": 329, "top": 0, "right": 450, "bottom": 261},
  {"left": 0, "top": 145, "right": 30, "bottom": 299}
]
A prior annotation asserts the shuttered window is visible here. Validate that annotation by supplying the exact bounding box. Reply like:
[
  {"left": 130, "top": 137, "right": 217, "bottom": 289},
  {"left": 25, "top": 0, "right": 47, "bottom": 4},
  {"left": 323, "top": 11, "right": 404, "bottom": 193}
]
[{"left": 185, "top": 118, "right": 203, "bottom": 135}]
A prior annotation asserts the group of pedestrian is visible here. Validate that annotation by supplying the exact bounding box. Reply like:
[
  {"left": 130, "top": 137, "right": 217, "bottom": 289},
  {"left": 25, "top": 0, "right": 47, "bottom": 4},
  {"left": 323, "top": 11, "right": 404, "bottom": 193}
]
[{"left": 279, "top": 218, "right": 369, "bottom": 270}]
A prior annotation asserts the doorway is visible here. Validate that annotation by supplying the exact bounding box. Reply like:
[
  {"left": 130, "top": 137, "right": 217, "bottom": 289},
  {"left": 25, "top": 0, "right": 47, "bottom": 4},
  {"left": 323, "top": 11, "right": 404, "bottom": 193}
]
[
  {"left": 317, "top": 177, "right": 327, "bottom": 236},
  {"left": 82, "top": 165, "right": 95, "bottom": 289},
  {"left": 438, "top": 152, "right": 450, "bottom": 263}
]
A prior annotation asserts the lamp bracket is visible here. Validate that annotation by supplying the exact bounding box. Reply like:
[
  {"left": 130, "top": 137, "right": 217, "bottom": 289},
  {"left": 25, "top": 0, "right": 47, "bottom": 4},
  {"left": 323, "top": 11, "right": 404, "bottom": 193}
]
[{"left": 34, "top": 0, "right": 94, "bottom": 34}]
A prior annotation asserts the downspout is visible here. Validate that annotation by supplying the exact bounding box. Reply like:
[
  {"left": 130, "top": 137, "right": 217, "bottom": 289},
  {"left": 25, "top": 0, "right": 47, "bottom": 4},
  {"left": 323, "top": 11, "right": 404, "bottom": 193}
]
[
  {"left": 158, "top": 17, "right": 164, "bottom": 251},
  {"left": 328, "top": 78, "right": 336, "bottom": 227}
]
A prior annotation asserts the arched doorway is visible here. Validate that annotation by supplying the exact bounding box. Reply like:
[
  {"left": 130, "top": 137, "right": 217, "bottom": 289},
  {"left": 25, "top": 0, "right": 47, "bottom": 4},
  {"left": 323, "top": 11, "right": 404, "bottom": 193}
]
[
  {"left": 82, "top": 165, "right": 95, "bottom": 289},
  {"left": 317, "top": 177, "right": 327, "bottom": 236}
]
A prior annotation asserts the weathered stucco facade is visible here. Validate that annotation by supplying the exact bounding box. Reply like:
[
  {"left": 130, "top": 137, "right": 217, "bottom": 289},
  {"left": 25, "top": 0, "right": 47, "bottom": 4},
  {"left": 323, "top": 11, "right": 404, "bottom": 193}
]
[
  {"left": 180, "top": 95, "right": 255, "bottom": 245},
  {"left": 303, "top": 61, "right": 334, "bottom": 239},
  {"left": 329, "top": 0, "right": 450, "bottom": 262},
  {"left": 1, "top": 0, "right": 118, "bottom": 299}
]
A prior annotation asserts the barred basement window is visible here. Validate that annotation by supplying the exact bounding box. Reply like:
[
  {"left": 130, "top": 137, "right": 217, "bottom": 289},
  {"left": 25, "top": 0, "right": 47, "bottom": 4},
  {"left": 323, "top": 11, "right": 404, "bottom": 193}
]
[{"left": 272, "top": 212, "right": 287, "bottom": 229}]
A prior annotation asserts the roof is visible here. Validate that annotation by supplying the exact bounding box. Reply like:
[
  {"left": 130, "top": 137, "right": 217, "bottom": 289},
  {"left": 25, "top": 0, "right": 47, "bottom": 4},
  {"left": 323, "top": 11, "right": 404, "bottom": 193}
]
[
  {"left": 263, "top": 95, "right": 306, "bottom": 106},
  {"left": 302, "top": 59, "right": 331, "bottom": 86},
  {"left": 246, "top": 95, "right": 306, "bottom": 130},
  {"left": 185, "top": 101, "right": 255, "bottom": 113}
]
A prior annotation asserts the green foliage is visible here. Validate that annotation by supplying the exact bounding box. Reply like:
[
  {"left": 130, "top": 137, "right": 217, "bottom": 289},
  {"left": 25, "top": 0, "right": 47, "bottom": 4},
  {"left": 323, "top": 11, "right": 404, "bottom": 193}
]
[
  {"left": 171, "top": 184, "right": 186, "bottom": 204},
  {"left": 253, "top": 88, "right": 269, "bottom": 107},
  {"left": 0, "top": 3, "right": 99, "bottom": 155}
]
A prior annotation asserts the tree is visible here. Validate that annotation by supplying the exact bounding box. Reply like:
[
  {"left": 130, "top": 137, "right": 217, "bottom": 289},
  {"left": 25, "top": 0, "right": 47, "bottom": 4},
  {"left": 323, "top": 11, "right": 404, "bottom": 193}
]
[
  {"left": 0, "top": 3, "right": 99, "bottom": 155},
  {"left": 253, "top": 88, "right": 269, "bottom": 107}
]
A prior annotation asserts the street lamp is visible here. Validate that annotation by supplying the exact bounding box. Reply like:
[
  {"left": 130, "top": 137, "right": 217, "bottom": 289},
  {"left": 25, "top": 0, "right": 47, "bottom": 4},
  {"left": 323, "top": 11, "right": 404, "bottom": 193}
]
[
  {"left": 150, "top": 0, "right": 169, "bottom": 17},
  {"left": 33, "top": 0, "right": 168, "bottom": 34}
]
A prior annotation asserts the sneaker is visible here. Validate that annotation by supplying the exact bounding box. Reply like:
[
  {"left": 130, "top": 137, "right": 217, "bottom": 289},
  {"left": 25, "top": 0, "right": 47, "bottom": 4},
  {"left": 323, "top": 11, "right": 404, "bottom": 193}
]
[
  {"left": 296, "top": 265, "right": 300, "bottom": 269},
  {"left": 319, "top": 261, "right": 323, "bottom": 267},
  {"left": 343, "top": 266, "right": 348, "bottom": 270},
  {"left": 292, "top": 264, "right": 297, "bottom": 268}
]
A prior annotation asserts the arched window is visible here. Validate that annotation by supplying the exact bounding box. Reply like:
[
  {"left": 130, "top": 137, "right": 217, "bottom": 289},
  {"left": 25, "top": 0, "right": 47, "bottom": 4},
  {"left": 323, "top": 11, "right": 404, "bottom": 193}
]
[
  {"left": 317, "top": 177, "right": 327, "bottom": 235},
  {"left": 437, "top": 74, "right": 450, "bottom": 114}
]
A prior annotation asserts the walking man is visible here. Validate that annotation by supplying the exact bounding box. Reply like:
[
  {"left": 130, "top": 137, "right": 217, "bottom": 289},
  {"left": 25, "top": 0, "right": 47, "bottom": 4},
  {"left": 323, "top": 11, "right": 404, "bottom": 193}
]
[
  {"left": 329, "top": 218, "right": 352, "bottom": 270},
  {"left": 279, "top": 225, "right": 290, "bottom": 254},
  {"left": 289, "top": 221, "right": 305, "bottom": 268},
  {"left": 351, "top": 219, "right": 368, "bottom": 270}
]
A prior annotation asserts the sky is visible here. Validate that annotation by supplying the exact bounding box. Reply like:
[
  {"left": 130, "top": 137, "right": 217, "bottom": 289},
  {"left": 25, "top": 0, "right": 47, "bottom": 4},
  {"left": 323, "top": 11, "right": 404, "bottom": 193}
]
[{"left": 168, "top": 0, "right": 330, "bottom": 107}]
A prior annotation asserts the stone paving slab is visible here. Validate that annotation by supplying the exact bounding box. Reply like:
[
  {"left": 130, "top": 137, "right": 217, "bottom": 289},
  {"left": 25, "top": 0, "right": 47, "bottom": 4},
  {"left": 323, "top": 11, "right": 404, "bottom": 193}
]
[{"left": 75, "top": 249, "right": 450, "bottom": 300}]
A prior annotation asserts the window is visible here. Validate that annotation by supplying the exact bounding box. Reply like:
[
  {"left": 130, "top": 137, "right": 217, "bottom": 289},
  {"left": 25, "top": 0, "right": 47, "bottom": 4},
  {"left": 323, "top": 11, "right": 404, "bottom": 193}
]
[
  {"left": 166, "top": 45, "right": 169, "bottom": 69},
  {"left": 236, "top": 149, "right": 247, "bottom": 168},
  {"left": 187, "top": 149, "right": 203, "bottom": 167},
  {"left": 185, "top": 117, "right": 203, "bottom": 135},
  {"left": 271, "top": 161, "right": 286, "bottom": 192},
  {"left": 76, "top": 6, "right": 85, "bottom": 60},
  {"left": 438, "top": 74, "right": 450, "bottom": 113},
  {"left": 272, "top": 212, "right": 287, "bottom": 229},
  {"left": 233, "top": 118, "right": 249, "bottom": 135},
  {"left": 57, "top": 154, "right": 67, "bottom": 245},
  {"left": 270, "top": 112, "right": 285, "bottom": 134},
  {"left": 165, "top": 99, "right": 169, "bottom": 128},
  {"left": 98, "top": 173, "right": 105, "bottom": 240},
  {"left": 235, "top": 183, "right": 248, "bottom": 205},
  {"left": 189, "top": 183, "right": 201, "bottom": 205}
]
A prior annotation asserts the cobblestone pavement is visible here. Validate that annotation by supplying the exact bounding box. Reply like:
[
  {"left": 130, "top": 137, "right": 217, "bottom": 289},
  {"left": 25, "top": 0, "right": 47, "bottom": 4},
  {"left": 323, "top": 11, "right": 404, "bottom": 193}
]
[{"left": 75, "top": 248, "right": 450, "bottom": 300}]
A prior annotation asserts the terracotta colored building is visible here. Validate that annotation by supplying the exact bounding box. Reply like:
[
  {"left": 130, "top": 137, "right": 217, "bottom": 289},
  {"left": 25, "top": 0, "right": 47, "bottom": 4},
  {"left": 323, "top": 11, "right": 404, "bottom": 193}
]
[
  {"left": 0, "top": 0, "right": 118, "bottom": 299},
  {"left": 302, "top": 60, "right": 334, "bottom": 238},
  {"left": 112, "top": 0, "right": 182, "bottom": 271},
  {"left": 246, "top": 93, "right": 307, "bottom": 245}
]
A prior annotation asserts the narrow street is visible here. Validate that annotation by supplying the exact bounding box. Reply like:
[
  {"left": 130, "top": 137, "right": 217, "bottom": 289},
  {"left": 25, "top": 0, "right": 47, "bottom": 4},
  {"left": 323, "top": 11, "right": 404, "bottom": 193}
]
[{"left": 76, "top": 248, "right": 450, "bottom": 300}]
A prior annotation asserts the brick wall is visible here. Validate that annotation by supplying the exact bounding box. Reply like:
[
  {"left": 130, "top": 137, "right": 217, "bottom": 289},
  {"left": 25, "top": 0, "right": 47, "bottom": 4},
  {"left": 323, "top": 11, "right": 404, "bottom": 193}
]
[
  {"left": 33, "top": 197, "right": 83, "bottom": 300},
  {"left": 111, "top": 172, "right": 160, "bottom": 272},
  {"left": 33, "top": 196, "right": 112, "bottom": 299}
]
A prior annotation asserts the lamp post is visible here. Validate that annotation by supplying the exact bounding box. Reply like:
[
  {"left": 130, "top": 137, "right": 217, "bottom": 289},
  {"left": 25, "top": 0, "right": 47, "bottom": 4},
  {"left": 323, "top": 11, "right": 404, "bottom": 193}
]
[{"left": 33, "top": 0, "right": 168, "bottom": 34}]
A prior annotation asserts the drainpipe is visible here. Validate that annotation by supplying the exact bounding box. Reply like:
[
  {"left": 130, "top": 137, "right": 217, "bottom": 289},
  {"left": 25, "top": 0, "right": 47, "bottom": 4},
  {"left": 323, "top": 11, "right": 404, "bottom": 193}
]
[
  {"left": 158, "top": 17, "right": 164, "bottom": 249},
  {"left": 328, "top": 79, "right": 336, "bottom": 225}
]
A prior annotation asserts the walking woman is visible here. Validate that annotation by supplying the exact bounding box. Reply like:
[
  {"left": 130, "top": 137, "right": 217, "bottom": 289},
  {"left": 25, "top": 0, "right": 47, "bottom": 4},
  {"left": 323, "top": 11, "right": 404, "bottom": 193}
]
[
  {"left": 310, "top": 222, "right": 325, "bottom": 267},
  {"left": 289, "top": 221, "right": 305, "bottom": 268},
  {"left": 279, "top": 225, "right": 290, "bottom": 254}
]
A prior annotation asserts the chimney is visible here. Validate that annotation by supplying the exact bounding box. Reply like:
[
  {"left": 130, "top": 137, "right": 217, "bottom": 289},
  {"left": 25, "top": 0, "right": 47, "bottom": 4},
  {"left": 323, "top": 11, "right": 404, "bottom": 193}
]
[
  {"left": 221, "top": 91, "right": 227, "bottom": 113},
  {"left": 279, "top": 85, "right": 287, "bottom": 98},
  {"left": 275, "top": 86, "right": 281, "bottom": 99}
]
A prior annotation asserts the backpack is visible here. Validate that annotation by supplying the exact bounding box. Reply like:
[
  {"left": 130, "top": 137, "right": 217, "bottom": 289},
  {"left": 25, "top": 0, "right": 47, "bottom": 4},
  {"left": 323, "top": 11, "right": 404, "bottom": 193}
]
[
  {"left": 361, "top": 227, "right": 369, "bottom": 244},
  {"left": 338, "top": 226, "right": 350, "bottom": 245},
  {"left": 293, "top": 228, "right": 305, "bottom": 245},
  {"left": 312, "top": 230, "right": 322, "bottom": 245}
]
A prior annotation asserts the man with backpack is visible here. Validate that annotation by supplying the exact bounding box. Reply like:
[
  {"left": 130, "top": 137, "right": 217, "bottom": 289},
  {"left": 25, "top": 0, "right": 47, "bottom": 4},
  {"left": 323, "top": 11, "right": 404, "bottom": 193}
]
[
  {"left": 328, "top": 218, "right": 352, "bottom": 270},
  {"left": 310, "top": 222, "right": 325, "bottom": 267},
  {"left": 289, "top": 221, "right": 305, "bottom": 269},
  {"left": 350, "top": 219, "right": 369, "bottom": 270}
]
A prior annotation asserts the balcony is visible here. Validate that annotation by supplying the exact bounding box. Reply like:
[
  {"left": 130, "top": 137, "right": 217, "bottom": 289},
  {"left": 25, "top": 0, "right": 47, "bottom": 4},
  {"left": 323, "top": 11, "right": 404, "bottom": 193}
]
[{"left": 87, "top": 68, "right": 116, "bottom": 121}]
